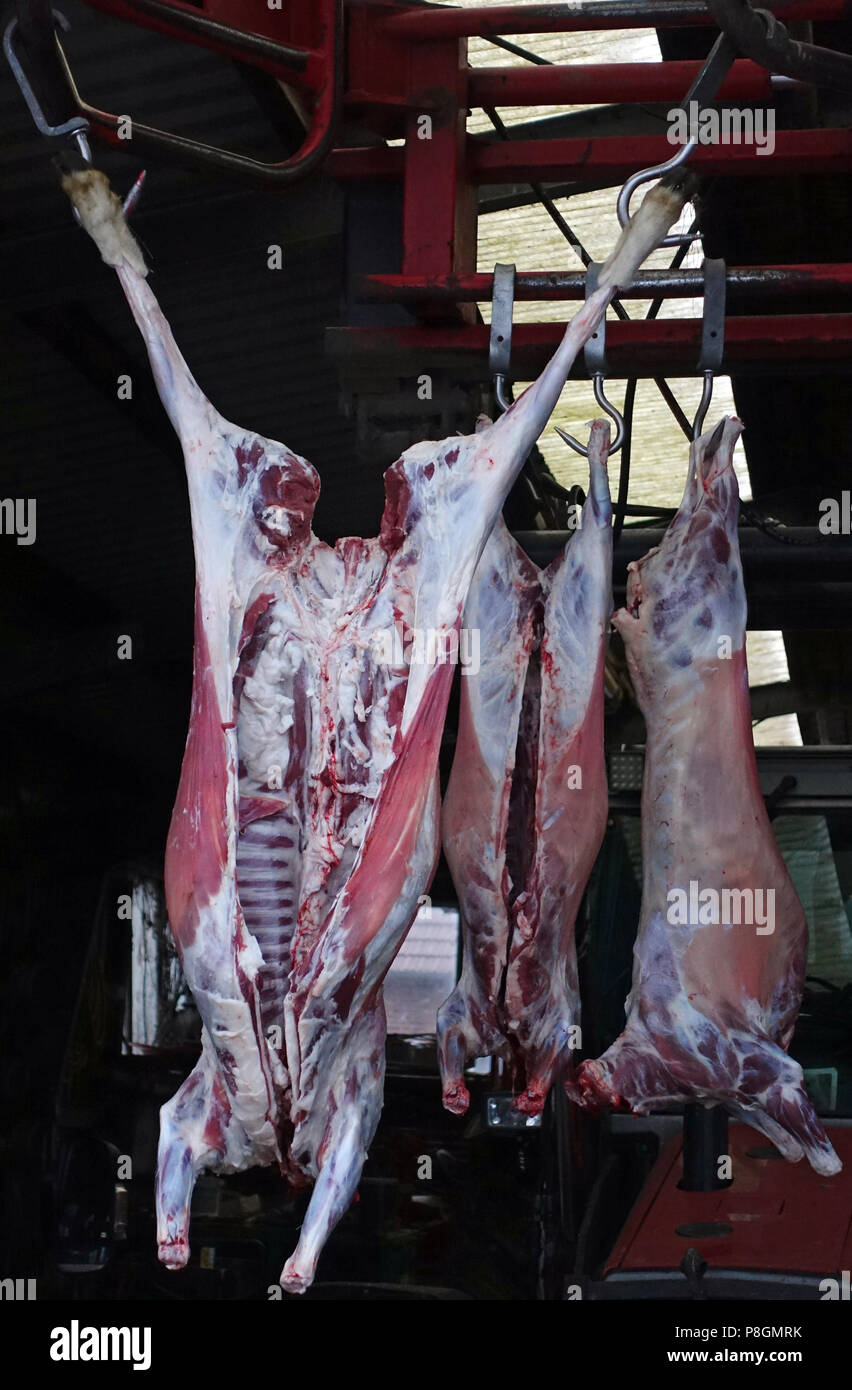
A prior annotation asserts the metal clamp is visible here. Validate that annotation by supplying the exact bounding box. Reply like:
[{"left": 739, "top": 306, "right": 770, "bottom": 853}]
[
  {"left": 3, "top": 10, "right": 91, "bottom": 161},
  {"left": 692, "top": 257, "right": 726, "bottom": 438},
  {"left": 556, "top": 262, "right": 625, "bottom": 456},
  {"left": 489, "top": 262, "right": 516, "bottom": 414}
]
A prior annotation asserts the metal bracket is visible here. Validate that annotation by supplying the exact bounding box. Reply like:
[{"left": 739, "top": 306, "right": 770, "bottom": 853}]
[
  {"left": 764, "top": 773, "right": 797, "bottom": 820},
  {"left": 583, "top": 261, "right": 608, "bottom": 376},
  {"left": 485, "top": 1094, "right": 542, "bottom": 1130},
  {"left": 489, "top": 262, "right": 516, "bottom": 414},
  {"left": 556, "top": 262, "right": 625, "bottom": 456},
  {"left": 679, "top": 1246, "right": 709, "bottom": 1298},
  {"left": 693, "top": 257, "right": 727, "bottom": 437}
]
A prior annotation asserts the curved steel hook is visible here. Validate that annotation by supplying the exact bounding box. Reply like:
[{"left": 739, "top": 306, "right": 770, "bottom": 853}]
[
  {"left": 494, "top": 375, "right": 514, "bottom": 414},
  {"left": 692, "top": 369, "right": 715, "bottom": 439},
  {"left": 616, "top": 141, "right": 697, "bottom": 249},
  {"left": 555, "top": 373, "right": 625, "bottom": 457},
  {"left": 617, "top": 30, "right": 738, "bottom": 249}
]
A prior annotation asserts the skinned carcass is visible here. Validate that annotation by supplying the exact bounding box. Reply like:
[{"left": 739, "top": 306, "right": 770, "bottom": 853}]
[
  {"left": 438, "top": 422, "right": 612, "bottom": 1116},
  {"left": 575, "top": 418, "right": 841, "bottom": 1177},
  {"left": 62, "top": 169, "right": 680, "bottom": 1289}
]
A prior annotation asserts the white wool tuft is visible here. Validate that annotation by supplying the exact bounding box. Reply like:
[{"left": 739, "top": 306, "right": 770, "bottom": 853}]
[
  {"left": 61, "top": 168, "right": 148, "bottom": 278},
  {"left": 599, "top": 181, "right": 685, "bottom": 293}
]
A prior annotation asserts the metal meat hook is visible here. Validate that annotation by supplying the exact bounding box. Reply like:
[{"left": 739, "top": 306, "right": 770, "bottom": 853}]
[
  {"left": 616, "top": 30, "right": 738, "bottom": 249},
  {"left": 616, "top": 144, "right": 698, "bottom": 251},
  {"left": 3, "top": 8, "right": 91, "bottom": 161},
  {"left": 555, "top": 374, "right": 625, "bottom": 457},
  {"left": 4, "top": 8, "right": 146, "bottom": 220},
  {"left": 556, "top": 262, "right": 624, "bottom": 457}
]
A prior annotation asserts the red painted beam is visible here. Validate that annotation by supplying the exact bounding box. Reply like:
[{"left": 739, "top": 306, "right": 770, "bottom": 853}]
[
  {"left": 358, "top": 264, "right": 852, "bottom": 302},
  {"left": 326, "top": 314, "right": 852, "bottom": 377},
  {"left": 326, "top": 144, "right": 404, "bottom": 178},
  {"left": 347, "top": 60, "right": 794, "bottom": 113},
  {"left": 400, "top": 38, "right": 476, "bottom": 290},
  {"left": 469, "top": 128, "right": 852, "bottom": 182},
  {"left": 469, "top": 60, "right": 783, "bottom": 107},
  {"left": 80, "top": 0, "right": 327, "bottom": 86},
  {"left": 380, "top": 0, "right": 850, "bottom": 39},
  {"left": 326, "top": 129, "right": 852, "bottom": 182}
]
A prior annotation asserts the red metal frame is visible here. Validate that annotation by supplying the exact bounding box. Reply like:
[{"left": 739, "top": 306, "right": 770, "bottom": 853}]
[
  {"left": 470, "top": 127, "right": 852, "bottom": 182},
  {"left": 347, "top": 58, "right": 790, "bottom": 114},
  {"left": 81, "top": 0, "right": 329, "bottom": 88},
  {"left": 468, "top": 59, "right": 784, "bottom": 106},
  {"left": 64, "top": 0, "right": 852, "bottom": 371},
  {"left": 326, "top": 314, "right": 852, "bottom": 377},
  {"left": 358, "top": 264, "right": 852, "bottom": 302},
  {"left": 379, "top": 1, "right": 851, "bottom": 40},
  {"left": 327, "top": 128, "right": 852, "bottom": 183},
  {"left": 72, "top": 0, "right": 341, "bottom": 181},
  {"left": 342, "top": 0, "right": 852, "bottom": 329},
  {"left": 401, "top": 34, "right": 474, "bottom": 287}
]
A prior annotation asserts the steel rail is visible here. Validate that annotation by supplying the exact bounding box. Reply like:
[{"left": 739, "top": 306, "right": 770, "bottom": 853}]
[
  {"left": 358, "top": 264, "right": 852, "bottom": 301},
  {"left": 380, "top": 1, "right": 848, "bottom": 39}
]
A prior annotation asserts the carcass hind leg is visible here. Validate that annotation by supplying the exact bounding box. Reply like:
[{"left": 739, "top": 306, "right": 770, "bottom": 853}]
[
  {"left": 436, "top": 985, "right": 510, "bottom": 1116},
  {"left": 731, "top": 1038, "right": 842, "bottom": 1177},
  {"left": 280, "top": 1109, "right": 367, "bottom": 1295},
  {"left": 571, "top": 1031, "right": 682, "bottom": 1113},
  {"left": 280, "top": 1009, "right": 385, "bottom": 1294},
  {"left": 511, "top": 1006, "right": 578, "bottom": 1116},
  {"left": 156, "top": 1033, "right": 232, "bottom": 1269},
  {"left": 436, "top": 987, "right": 476, "bottom": 1115}
]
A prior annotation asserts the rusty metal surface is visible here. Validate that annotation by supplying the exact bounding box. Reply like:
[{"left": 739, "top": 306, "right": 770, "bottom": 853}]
[
  {"left": 358, "top": 264, "right": 852, "bottom": 301},
  {"left": 602, "top": 1125, "right": 852, "bottom": 1279}
]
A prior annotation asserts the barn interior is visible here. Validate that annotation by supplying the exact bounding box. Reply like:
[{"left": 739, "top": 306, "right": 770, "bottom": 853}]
[{"left": 2, "top": 0, "right": 852, "bottom": 1303}]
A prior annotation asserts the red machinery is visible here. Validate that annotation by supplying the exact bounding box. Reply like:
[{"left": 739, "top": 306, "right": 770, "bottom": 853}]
[
  {"left": 6, "top": 0, "right": 342, "bottom": 179},
  {"left": 7, "top": 0, "right": 852, "bottom": 369},
  {"left": 599, "top": 1124, "right": 852, "bottom": 1298}
]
